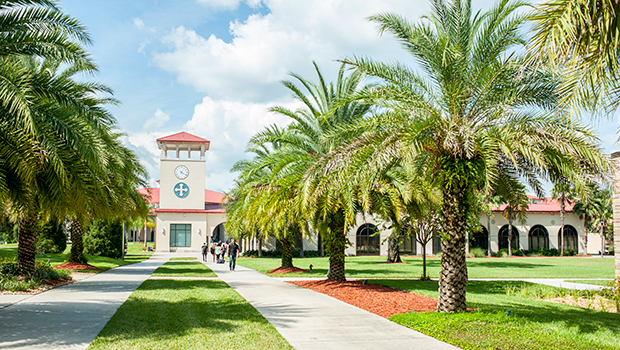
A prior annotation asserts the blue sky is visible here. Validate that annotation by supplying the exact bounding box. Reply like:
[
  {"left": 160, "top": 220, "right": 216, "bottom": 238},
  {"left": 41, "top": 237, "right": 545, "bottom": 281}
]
[{"left": 59, "top": 0, "right": 619, "bottom": 194}]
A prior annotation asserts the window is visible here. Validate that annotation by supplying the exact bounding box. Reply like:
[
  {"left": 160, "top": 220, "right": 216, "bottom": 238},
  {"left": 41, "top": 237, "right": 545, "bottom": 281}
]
[
  {"left": 398, "top": 234, "right": 417, "bottom": 255},
  {"left": 558, "top": 225, "right": 578, "bottom": 251},
  {"left": 498, "top": 225, "right": 519, "bottom": 250},
  {"left": 356, "top": 224, "right": 380, "bottom": 255},
  {"left": 528, "top": 225, "right": 549, "bottom": 250},
  {"left": 170, "top": 224, "right": 191, "bottom": 247},
  {"left": 432, "top": 236, "right": 442, "bottom": 254},
  {"left": 470, "top": 226, "right": 489, "bottom": 250}
]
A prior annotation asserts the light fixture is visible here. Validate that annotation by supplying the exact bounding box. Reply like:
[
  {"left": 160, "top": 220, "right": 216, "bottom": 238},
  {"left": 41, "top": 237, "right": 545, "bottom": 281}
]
[
  {"left": 161, "top": 228, "right": 165, "bottom": 235},
  {"left": 198, "top": 229, "right": 202, "bottom": 235}
]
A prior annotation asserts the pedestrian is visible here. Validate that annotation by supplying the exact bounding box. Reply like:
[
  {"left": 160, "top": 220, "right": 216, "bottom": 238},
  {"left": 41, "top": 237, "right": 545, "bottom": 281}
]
[
  {"left": 210, "top": 243, "right": 216, "bottom": 262},
  {"left": 201, "top": 242, "right": 207, "bottom": 262},
  {"left": 215, "top": 243, "right": 221, "bottom": 262},
  {"left": 229, "top": 239, "right": 240, "bottom": 271},
  {"left": 221, "top": 243, "right": 227, "bottom": 262}
]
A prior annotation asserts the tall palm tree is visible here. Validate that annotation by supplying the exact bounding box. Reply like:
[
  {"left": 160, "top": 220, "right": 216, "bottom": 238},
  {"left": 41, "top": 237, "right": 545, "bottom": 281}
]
[
  {"left": 530, "top": 0, "right": 620, "bottom": 112},
  {"left": 591, "top": 186, "right": 613, "bottom": 257},
  {"left": 330, "top": 0, "right": 608, "bottom": 312}
]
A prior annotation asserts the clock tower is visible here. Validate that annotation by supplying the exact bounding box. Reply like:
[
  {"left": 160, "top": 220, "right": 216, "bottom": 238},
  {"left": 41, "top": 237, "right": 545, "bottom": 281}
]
[{"left": 154, "top": 132, "right": 212, "bottom": 252}]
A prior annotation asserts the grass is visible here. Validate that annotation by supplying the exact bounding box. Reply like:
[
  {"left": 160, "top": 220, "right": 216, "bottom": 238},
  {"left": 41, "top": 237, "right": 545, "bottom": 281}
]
[
  {"left": 127, "top": 242, "right": 154, "bottom": 254},
  {"left": 0, "top": 243, "right": 151, "bottom": 271},
  {"left": 152, "top": 261, "right": 216, "bottom": 277},
  {"left": 88, "top": 280, "right": 292, "bottom": 350},
  {"left": 371, "top": 279, "right": 620, "bottom": 350},
  {"left": 170, "top": 257, "right": 197, "bottom": 261},
  {"left": 566, "top": 280, "right": 613, "bottom": 286},
  {"left": 236, "top": 255, "right": 615, "bottom": 279}
]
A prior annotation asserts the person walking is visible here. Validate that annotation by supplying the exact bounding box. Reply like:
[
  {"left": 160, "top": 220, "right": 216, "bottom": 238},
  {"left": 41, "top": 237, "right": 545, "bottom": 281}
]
[
  {"left": 229, "top": 239, "right": 240, "bottom": 271},
  {"left": 210, "top": 243, "right": 216, "bottom": 262},
  {"left": 215, "top": 243, "right": 221, "bottom": 262},
  {"left": 201, "top": 242, "right": 207, "bottom": 262}
]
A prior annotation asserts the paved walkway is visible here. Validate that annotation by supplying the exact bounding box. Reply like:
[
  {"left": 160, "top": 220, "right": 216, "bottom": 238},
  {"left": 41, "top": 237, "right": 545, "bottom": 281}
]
[
  {"left": 205, "top": 258, "right": 459, "bottom": 350},
  {"left": 0, "top": 255, "right": 166, "bottom": 350}
]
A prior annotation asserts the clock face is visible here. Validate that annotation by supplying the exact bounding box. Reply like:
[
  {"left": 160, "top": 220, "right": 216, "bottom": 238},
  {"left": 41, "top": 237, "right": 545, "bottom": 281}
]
[{"left": 175, "top": 165, "right": 189, "bottom": 179}]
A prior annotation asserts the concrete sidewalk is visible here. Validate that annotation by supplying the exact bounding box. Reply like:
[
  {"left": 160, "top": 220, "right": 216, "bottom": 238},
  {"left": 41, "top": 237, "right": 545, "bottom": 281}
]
[
  {"left": 0, "top": 255, "right": 166, "bottom": 350},
  {"left": 206, "top": 259, "right": 459, "bottom": 350}
]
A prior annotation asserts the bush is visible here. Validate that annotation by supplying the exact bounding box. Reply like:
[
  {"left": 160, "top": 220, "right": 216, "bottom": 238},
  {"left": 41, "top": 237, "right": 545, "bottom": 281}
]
[
  {"left": 469, "top": 247, "right": 487, "bottom": 258},
  {"left": 0, "top": 258, "right": 70, "bottom": 291},
  {"left": 84, "top": 220, "right": 123, "bottom": 259},
  {"left": 564, "top": 249, "right": 576, "bottom": 256},
  {"left": 36, "top": 219, "right": 67, "bottom": 253},
  {"left": 493, "top": 248, "right": 509, "bottom": 257},
  {"left": 609, "top": 245, "right": 615, "bottom": 256},
  {"left": 0, "top": 223, "right": 17, "bottom": 243}
]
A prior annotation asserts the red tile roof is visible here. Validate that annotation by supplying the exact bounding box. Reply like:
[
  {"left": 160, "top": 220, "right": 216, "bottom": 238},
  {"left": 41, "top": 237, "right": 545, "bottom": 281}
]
[
  {"left": 493, "top": 195, "right": 575, "bottom": 213},
  {"left": 156, "top": 132, "right": 210, "bottom": 144},
  {"left": 138, "top": 187, "right": 226, "bottom": 206}
]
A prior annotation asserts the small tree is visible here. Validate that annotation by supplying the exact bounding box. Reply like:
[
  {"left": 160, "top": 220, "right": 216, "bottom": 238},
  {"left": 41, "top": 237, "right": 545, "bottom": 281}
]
[
  {"left": 411, "top": 210, "right": 440, "bottom": 280},
  {"left": 552, "top": 181, "right": 576, "bottom": 256}
]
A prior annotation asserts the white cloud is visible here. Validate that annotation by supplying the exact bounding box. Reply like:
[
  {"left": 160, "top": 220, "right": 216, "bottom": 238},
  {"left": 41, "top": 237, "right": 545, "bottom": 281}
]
[
  {"left": 143, "top": 109, "right": 171, "bottom": 131},
  {"left": 153, "top": 0, "right": 427, "bottom": 102},
  {"left": 133, "top": 18, "right": 145, "bottom": 29},
  {"left": 196, "top": 0, "right": 262, "bottom": 10}
]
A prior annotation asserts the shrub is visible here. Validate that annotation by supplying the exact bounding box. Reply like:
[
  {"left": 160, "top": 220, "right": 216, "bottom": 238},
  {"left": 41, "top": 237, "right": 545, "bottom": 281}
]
[
  {"left": 493, "top": 248, "right": 509, "bottom": 257},
  {"left": 564, "top": 249, "right": 576, "bottom": 256},
  {"left": 469, "top": 247, "right": 487, "bottom": 257},
  {"left": 0, "top": 258, "right": 19, "bottom": 277},
  {"left": 84, "top": 220, "right": 123, "bottom": 259},
  {"left": 0, "top": 258, "right": 70, "bottom": 292},
  {"left": 0, "top": 223, "right": 17, "bottom": 243},
  {"left": 36, "top": 219, "right": 67, "bottom": 253}
]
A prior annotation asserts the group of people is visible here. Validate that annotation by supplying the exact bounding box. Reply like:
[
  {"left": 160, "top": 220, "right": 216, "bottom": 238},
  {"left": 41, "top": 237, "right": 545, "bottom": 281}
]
[{"left": 202, "top": 239, "right": 239, "bottom": 271}]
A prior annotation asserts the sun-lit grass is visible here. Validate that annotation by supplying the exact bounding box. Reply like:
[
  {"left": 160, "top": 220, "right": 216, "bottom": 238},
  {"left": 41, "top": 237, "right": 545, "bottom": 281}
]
[
  {"left": 566, "top": 280, "right": 613, "bottom": 286},
  {"left": 236, "top": 255, "right": 614, "bottom": 279},
  {"left": 126, "top": 242, "right": 154, "bottom": 254},
  {"left": 0, "top": 243, "right": 151, "bottom": 271},
  {"left": 372, "top": 279, "right": 620, "bottom": 350},
  {"left": 152, "top": 261, "right": 216, "bottom": 277},
  {"left": 170, "top": 257, "right": 197, "bottom": 261},
  {"left": 88, "top": 279, "right": 292, "bottom": 350}
]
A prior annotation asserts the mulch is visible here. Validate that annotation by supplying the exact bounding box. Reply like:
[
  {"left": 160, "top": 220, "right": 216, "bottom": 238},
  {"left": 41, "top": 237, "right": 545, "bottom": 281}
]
[
  {"left": 288, "top": 279, "right": 437, "bottom": 318},
  {"left": 267, "top": 266, "right": 309, "bottom": 274},
  {"left": 53, "top": 262, "right": 102, "bottom": 271}
]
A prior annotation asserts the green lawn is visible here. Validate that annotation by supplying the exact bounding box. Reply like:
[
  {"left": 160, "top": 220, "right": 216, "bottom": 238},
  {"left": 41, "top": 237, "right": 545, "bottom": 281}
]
[
  {"left": 152, "top": 261, "right": 216, "bottom": 277},
  {"left": 237, "top": 256, "right": 615, "bottom": 279},
  {"left": 88, "top": 280, "right": 292, "bottom": 350},
  {"left": 126, "top": 242, "right": 154, "bottom": 254},
  {"left": 0, "top": 243, "right": 151, "bottom": 271},
  {"left": 566, "top": 280, "right": 613, "bottom": 286},
  {"left": 372, "top": 279, "right": 620, "bottom": 350},
  {"left": 170, "top": 257, "right": 197, "bottom": 261}
]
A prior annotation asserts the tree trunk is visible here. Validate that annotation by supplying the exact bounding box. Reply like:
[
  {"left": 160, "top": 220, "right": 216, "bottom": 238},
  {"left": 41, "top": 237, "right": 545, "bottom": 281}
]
[
  {"left": 560, "top": 198, "right": 565, "bottom": 256},
  {"left": 486, "top": 213, "right": 491, "bottom": 256},
  {"left": 69, "top": 219, "right": 88, "bottom": 263},
  {"left": 280, "top": 236, "right": 293, "bottom": 268},
  {"left": 258, "top": 238, "right": 263, "bottom": 257},
  {"left": 508, "top": 219, "right": 513, "bottom": 256},
  {"left": 421, "top": 243, "right": 428, "bottom": 280},
  {"left": 386, "top": 234, "right": 402, "bottom": 263},
  {"left": 437, "top": 185, "right": 469, "bottom": 313},
  {"left": 584, "top": 211, "right": 589, "bottom": 253},
  {"left": 601, "top": 219, "right": 605, "bottom": 258},
  {"left": 325, "top": 212, "right": 346, "bottom": 282},
  {"left": 299, "top": 233, "right": 304, "bottom": 258},
  {"left": 17, "top": 212, "right": 38, "bottom": 276},
  {"left": 318, "top": 233, "right": 324, "bottom": 257}
]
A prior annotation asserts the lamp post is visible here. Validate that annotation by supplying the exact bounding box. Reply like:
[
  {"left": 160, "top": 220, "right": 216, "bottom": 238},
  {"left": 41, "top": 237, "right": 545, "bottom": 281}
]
[{"left": 122, "top": 221, "right": 125, "bottom": 261}]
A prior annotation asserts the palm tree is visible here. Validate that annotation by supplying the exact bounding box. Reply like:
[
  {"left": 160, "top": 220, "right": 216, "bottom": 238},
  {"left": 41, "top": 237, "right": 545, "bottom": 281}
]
[
  {"left": 573, "top": 182, "right": 598, "bottom": 252},
  {"left": 530, "top": 0, "right": 620, "bottom": 112},
  {"left": 331, "top": 0, "right": 609, "bottom": 312},
  {"left": 591, "top": 187, "right": 613, "bottom": 257},
  {"left": 238, "top": 63, "right": 370, "bottom": 281},
  {"left": 552, "top": 180, "right": 576, "bottom": 255}
]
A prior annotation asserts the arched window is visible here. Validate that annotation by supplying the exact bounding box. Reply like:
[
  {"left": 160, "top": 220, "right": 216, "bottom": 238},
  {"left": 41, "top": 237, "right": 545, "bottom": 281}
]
[
  {"left": 498, "top": 225, "right": 519, "bottom": 250},
  {"left": 470, "top": 226, "right": 488, "bottom": 250},
  {"left": 356, "top": 224, "right": 380, "bottom": 255},
  {"left": 398, "top": 234, "right": 417, "bottom": 255},
  {"left": 212, "top": 223, "right": 226, "bottom": 243},
  {"left": 558, "top": 225, "right": 578, "bottom": 251},
  {"left": 529, "top": 225, "right": 549, "bottom": 250}
]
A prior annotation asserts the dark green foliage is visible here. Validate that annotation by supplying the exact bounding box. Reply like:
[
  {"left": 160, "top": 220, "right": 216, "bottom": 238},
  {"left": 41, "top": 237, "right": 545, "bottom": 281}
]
[
  {"left": 564, "top": 249, "right": 577, "bottom": 256},
  {"left": 36, "top": 219, "right": 66, "bottom": 253},
  {"left": 0, "top": 223, "right": 17, "bottom": 243},
  {"left": 84, "top": 220, "right": 123, "bottom": 259},
  {"left": 0, "top": 258, "right": 70, "bottom": 291},
  {"left": 242, "top": 249, "right": 321, "bottom": 258}
]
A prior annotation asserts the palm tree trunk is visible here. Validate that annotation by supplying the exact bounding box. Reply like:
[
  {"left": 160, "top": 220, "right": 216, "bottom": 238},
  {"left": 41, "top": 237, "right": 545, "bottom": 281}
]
[
  {"left": 326, "top": 212, "right": 346, "bottom": 282},
  {"left": 258, "top": 237, "right": 263, "bottom": 257},
  {"left": 437, "top": 186, "right": 468, "bottom": 313},
  {"left": 69, "top": 219, "right": 87, "bottom": 263},
  {"left": 387, "top": 234, "right": 402, "bottom": 263},
  {"left": 508, "top": 219, "right": 513, "bottom": 256},
  {"left": 280, "top": 236, "right": 294, "bottom": 268},
  {"left": 17, "top": 212, "right": 38, "bottom": 276},
  {"left": 318, "top": 233, "right": 324, "bottom": 257},
  {"left": 560, "top": 197, "right": 565, "bottom": 256},
  {"left": 486, "top": 213, "right": 491, "bottom": 256}
]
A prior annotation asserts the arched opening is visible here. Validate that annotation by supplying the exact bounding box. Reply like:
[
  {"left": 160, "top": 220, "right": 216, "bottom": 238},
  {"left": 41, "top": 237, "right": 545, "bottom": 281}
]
[
  {"left": 211, "top": 223, "right": 226, "bottom": 243},
  {"left": 398, "top": 232, "right": 417, "bottom": 255},
  {"left": 529, "top": 225, "right": 549, "bottom": 250},
  {"left": 470, "top": 226, "right": 489, "bottom": 250},
  {"left": 498, "top": 225, "right": 519, "bottom": 250},
  {"left": 356, "top": 224, "right": 380, "bottom": 255},
  {"left": 558, "top": 225, "right": 578, "bottom": 251},
  {"left": 432, "top": 236, "right": 442, "bottom": 255}
]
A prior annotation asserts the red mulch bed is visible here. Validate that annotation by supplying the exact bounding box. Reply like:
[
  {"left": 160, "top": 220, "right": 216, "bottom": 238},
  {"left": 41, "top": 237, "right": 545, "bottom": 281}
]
[
  {"left": 288, "top": 279, "right": 437, "bottom": 318},
  {"left": 53, "top": 262, "right": 102, "bottom": 271},
  {"left": 267, "top": 266, "right": 309, "bottom": 274}
]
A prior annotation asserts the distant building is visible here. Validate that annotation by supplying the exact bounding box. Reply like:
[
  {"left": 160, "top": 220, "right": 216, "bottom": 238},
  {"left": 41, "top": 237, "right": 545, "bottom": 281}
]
[{"left": 138, "top": 132, "right": 586, "bottom": 255}]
